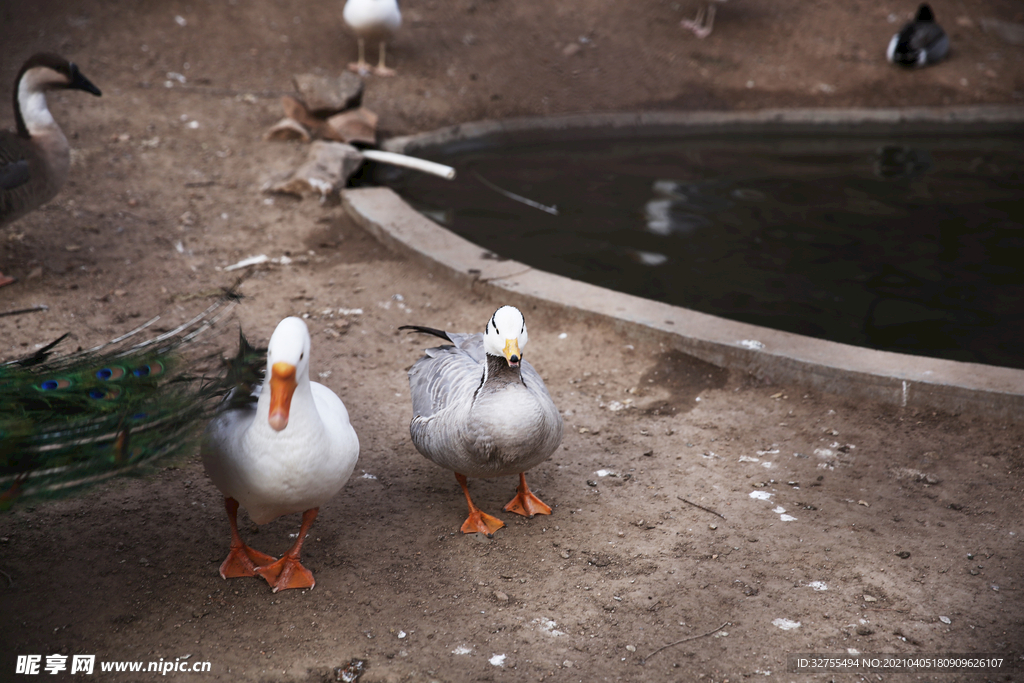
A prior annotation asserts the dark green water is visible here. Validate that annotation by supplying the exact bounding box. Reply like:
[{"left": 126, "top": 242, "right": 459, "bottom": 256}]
[{"left": 377, "top": 132, "right": 1024, "bottom": 370}]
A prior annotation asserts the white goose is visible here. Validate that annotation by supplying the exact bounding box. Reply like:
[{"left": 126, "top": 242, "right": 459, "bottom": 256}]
[
  {"left": 343, "top": 0, "right": 402, "bottom": 76},
  {"left": 201, "top": 317, "right": 359, "bottom": 592},
  {"left": 401, "top": 306, "right": 563, "bottom": 537}
]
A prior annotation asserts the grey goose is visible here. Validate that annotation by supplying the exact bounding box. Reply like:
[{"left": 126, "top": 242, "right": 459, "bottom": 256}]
[
  {"left": 401, "top": 305, "right": 564, "bottom": 537},
  {"left": 1, "top": 53, "right": 101, "bottom": 287}
]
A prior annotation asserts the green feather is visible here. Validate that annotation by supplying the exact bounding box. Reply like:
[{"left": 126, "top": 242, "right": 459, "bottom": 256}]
[{"left": 0, "top": 293, "right": 263, "bottom": 509}]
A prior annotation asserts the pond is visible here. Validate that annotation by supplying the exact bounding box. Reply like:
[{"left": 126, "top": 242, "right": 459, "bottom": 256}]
[{"left": 374, "top": 128, "right": 1024, "bottom": 370}]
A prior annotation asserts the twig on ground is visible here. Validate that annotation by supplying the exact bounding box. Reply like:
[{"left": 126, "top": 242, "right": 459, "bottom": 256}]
[
  {"left": 643, "top": 621, "right": 730, "bottom": 662},
  {"left": 0, "top": 305, "right": 48, "bottom": 318},
  {"left": 0, "top": 568, "right": 13, "bottom": 588},
  {"left": 678, "top": 496, "right": 725, "bottom": 519}
]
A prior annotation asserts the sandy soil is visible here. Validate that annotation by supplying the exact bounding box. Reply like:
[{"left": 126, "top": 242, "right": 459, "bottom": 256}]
[{"left": 1, "top": 0, "right": 1023, "bottom": 681}]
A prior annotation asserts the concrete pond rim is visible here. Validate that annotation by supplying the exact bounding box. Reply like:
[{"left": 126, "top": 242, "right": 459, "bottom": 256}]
[{"left": 342, "top": 107, "right": 1024, "bottom": 421}]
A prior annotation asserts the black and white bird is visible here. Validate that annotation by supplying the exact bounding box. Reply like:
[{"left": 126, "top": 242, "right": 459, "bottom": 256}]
[
  {"left": 401, "top": 306, "right": 563, "bottom": 537},
  {"left": 343, "top": 0, "right": 402, "bottom": 76},
  {"left": 0, "top": 53, "right": 102, "bottom": 287},
  {"left": 887, "top": 4, "right": 950, "bottom": 67}
]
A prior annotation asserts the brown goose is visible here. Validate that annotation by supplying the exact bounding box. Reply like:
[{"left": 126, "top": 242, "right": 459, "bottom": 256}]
[
  {"left": 401, "top": 306, "right": 563, "bottom": 537},
  {"left": 0, "top": 53, "right": 102, "bottom": 287}
]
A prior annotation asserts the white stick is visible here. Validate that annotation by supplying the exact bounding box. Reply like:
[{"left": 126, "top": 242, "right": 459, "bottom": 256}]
[{"left": 360, "top": 150, "right": 456, "bottom": 180}]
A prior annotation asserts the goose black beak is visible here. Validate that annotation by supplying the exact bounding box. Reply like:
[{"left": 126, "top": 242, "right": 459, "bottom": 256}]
[{"left": 69, "top": 63, "right": 102, "bottom": 97}]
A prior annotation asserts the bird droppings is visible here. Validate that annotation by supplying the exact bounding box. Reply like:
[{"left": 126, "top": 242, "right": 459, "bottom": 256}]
[
  {"left": 749, "top": 491, "right": 773, "bottom": 501},
  {"left": 489, "top": 654, "right": 506, "bottom": 667},
  {"left": 772, "top": 618, "right": 801, "bottom": 630}
]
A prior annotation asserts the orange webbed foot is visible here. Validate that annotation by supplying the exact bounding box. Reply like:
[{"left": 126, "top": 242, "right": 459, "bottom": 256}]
[
  {"left": 460, "top": 508, "right": 506, "bottom": 537},
  {"left": 503, "top": 473, "right": 552, "bottom": 518},
  {"left": 219, "top": 544, "right": 277, "bottom": 579},
  {"left": 256, "top": 555, "right": 315, "bottom": 593}
]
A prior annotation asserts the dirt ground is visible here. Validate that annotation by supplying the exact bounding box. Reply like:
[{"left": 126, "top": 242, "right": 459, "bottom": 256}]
[{"left": 2, "top": 0, "right": 1023, "bottom": 681}]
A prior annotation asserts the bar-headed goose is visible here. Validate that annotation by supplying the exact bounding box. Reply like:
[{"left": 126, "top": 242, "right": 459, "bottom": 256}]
[
  {"left": 401, "top": 305, "right": 563, "bottom": 537},
  {"left": 201, "top": 317, "right": 359, "bottom": 592},
  {"left": 343, "top": 0, "right": 402, "bottom": 76},
  {"left": 1, "top": 53, "right": 101, "bottom": 287}
]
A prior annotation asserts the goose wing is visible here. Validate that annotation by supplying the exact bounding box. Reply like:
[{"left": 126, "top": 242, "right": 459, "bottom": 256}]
[{"left": 407, "top": 341, "right": 483, "bottom": 424}]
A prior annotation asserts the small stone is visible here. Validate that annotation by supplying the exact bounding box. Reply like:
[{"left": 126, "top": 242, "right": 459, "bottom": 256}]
[
  {"left": 863, "top": 594, "right": 878, "bottom": 602},
  {"left": 625, "top": 645, "right": 636, "bottom": 652},
  {"left": 559, "top": 550, "right": 570, "bottom": 559},
  {"left": 896, "top": 551, "right": 911, "bottom": 559},
  {"left": 292, "top": 72, "right": 363, "bottom": 116},
  {"left": 587, "top": 480, "right": 597, "bottom": 487},
  {"left": 562, "top": 43, "right": 581, "bottom": 57},
  {"left": 855, "top": 625, "right": 874, "bottom": 635},
  {"left": 709, "top": 524, "right": 718, "bottom": 530},
  {"left": 642, "top": 450, "right": 654, "bottom": 457},
  {"left": 939, "top": 616, "right": 951, "bottom": 624},
  {"left": 493, "top": 591, "right": 509, "bottom": 603}
]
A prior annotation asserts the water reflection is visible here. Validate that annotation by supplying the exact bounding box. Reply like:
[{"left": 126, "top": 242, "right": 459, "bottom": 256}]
[{"left": 385, "top": 132, "right": 1024, "bottom": 369}]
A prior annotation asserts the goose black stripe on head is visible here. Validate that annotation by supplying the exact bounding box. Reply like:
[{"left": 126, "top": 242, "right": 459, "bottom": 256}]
[{"left": 483, "top": 305, "right": 528, "bottom": 367}]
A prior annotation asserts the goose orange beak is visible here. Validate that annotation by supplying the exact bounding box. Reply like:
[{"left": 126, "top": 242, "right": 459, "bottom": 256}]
[
  {"left": 268, "top": 362, "right": 297, "bottom": 431},
  {"left": 502, "top": 338, "right": 521, "bottom": 367}
]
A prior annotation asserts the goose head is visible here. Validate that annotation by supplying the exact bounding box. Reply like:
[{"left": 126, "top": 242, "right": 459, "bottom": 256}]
[
  {"left": 266, "top": 317, "right": 312, "bottom": 431},
  {"left": 14, "top": 53, "right": 102, "bottom": 138},
  {"left": 483, "top": 305, "right": 528, "bottom": 368}
]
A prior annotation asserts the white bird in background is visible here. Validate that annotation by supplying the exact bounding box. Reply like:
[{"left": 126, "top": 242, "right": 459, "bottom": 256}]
[
  {"left": 343, "top": 0, "right": 402, "bottom": 77},
  {"left": 401, "top": 306, "right": 564, "bottom": 537},
  {"left": 681, "top": 0, "right": 727, "bottom": 38},
  {"left": 201, "top": 317, "right": 359, "bottom": 593}
]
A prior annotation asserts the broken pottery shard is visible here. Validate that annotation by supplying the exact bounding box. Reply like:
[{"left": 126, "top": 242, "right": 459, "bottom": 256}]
[
  {"left": 263, "top": 141, "right": 363, "bottom": 198},
  {"left": 263, "top": 117, "right": 311, "bottom": 142},
  {"left": 325, "top": 107, "right": 379, "bottom": 145},
  {"left": 293, "top": 72, "right": 364, "bottom": 116},
  {"left": 280, "top": 95, "right": 322, "bottom": 129}
]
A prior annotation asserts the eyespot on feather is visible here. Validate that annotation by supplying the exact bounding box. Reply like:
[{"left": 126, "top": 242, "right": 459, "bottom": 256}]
[
  {"left": 39, "top": 379, "right": 73, "bottom": 390},
  {"left": 96, "top": 366, "right": 126, "bottom": 380},
  {"left": 132, "top": 361, "right": 165, "bottom": 377}
]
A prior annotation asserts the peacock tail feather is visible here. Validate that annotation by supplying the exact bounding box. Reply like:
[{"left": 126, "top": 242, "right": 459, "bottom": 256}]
[{"left": 0, "top": 292, "right": 264, "bottom": 509}]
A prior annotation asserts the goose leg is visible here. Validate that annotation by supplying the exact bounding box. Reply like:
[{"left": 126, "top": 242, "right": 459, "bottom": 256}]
[
  {"left": 218, "top": 497, "right": 277, "bottom": 579},
  {"left": 0, "top": 272, "right": 15, "bottom": 288},
  {"left": 503, "top": 472, "right": 552, "bottom": 518},
  {"left": 681, "top": 3, "right": 715, "bottom": 38},
  {"left": 455, "top": 473, "right": 505, "bottom": 537},
  {"left": 374, "top": 42, "right": 396, "bottom": 77},
  {"left": 256, "top": 508, "right": 318, "bottom": 592},
  {"left": 348, "top": 38, "right": 371, "bottom": 75}
]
